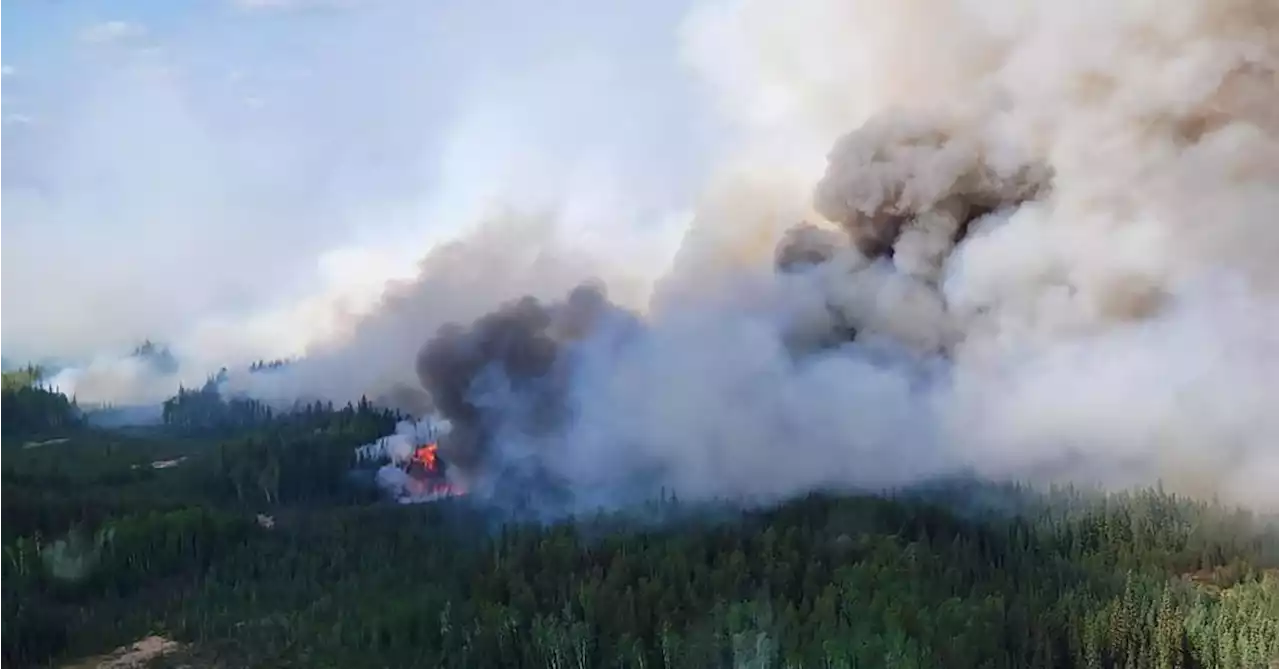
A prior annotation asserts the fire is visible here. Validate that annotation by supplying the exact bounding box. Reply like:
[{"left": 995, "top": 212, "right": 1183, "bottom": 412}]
[
  {"left": 413, "top": 443, "right": 440, "bottom": 471},
  {"left": 358, "top": 420, "right": 466, "bottom": 504},
  {"left": 403, "top": 442, "right": 464, "bottom": 499}
]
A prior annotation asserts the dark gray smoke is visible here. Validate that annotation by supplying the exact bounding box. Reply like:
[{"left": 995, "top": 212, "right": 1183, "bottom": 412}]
[
  {"left": 278, "top": 0, "right": 1280, "bottom": 514},
  {"left": 416, "top": 283, "right": 640, "bottom": 491}
]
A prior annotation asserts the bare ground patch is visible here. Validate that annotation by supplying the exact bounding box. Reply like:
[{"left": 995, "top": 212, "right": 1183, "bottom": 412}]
[
  {"left": 62, "top": 636, "right": 180, "bottom": 669},
  {"left": 23, "top": 437, "right": 70, "bottom": 449}
]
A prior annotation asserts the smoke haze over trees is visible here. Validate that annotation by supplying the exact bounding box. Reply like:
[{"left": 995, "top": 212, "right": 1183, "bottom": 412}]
[
  {"left": 0, "top": 0, "right": 1274, "bottom": 519},
  {"left": 3, "top": 0, "right": 1278, "bottom": 666},
  {"left": 193, "top": 0, "right": 1277, "bottom": 514}
]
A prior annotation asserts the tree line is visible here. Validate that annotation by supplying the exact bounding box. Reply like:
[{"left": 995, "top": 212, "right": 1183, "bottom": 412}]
[
  {"left": 1, "top": 365, "right": 83, "bottom": 438},
  {"left": 3, "top": 470, "right": 1276, "bottom": 667},
  {"left": 2, "top": 368, "right": 1275, "bottom": 668}
]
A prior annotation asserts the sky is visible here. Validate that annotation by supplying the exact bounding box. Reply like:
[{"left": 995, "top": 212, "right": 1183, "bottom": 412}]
[{"left": 1, "top": 0, "right": 720, "bottom": 368}]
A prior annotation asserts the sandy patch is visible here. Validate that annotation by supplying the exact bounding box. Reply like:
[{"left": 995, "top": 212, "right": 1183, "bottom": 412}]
[
  {"left": 22, "top": 437, "right": 70, "bottom": 449},
  {"left": 63, "top": 635, "right": 181, "bottom": 669},
  {"left": 130, "top": 457, "right": 189, "bottom": 471}
]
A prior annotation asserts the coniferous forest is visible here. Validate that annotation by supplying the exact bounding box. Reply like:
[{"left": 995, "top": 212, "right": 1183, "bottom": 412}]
[{"left": 2, "top": 370, "right": 1277, "bottom": 668}]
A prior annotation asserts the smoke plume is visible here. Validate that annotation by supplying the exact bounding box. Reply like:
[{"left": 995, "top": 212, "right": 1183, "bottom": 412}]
[
  {"left": 325, "top": 0, "right": 1278, "bottom": 512},
  {"left": 49, "top": 0, "right": 1278, "bottom": 511},
  {"left": 4, "top": 0, "right": 703, "bottom": 406},
  {"left": 410, "top": 283, "right": 642, "bottom": 489}
]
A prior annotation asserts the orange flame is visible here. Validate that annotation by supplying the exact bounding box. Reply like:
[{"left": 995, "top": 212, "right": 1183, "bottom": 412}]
[
  {"left": 405, "top": 443, "right": 463, "bottom": 498},
  {"left": 413, "top": 443, "right": 440, "bottom": 471}
]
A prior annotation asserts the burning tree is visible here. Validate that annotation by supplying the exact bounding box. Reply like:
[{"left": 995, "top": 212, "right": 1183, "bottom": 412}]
[
  {"left": 404, "top": 442, "right": 460, "bottom": 498},
  {"left": 356, "top": 418, "right": 465, "bottom": 503}
]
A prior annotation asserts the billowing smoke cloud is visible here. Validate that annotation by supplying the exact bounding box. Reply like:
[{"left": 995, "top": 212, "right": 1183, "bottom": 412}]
[
  {"left": 3, "top": 0, "right": 706, "bottom": 407},
  {"left": 355, "top": 417, "right": 468, "bottom": 502},
  {"left": 20, "top": 0, "right": 1278, "bottom": 511},
  {"left": 48, "top": 356, "right": 185, "bottom": 407},
  {"left": 356, "top": 417, "right": 445, "bottom": 464},
  {"left": 219, "top": 213, "right": 660, "bottom": 415},
  {"left": 317, "top": 0, "right": 1278, "bottom": 512},
  {"left": 415, "top": 283, "right": 640, "bottom": 477}
]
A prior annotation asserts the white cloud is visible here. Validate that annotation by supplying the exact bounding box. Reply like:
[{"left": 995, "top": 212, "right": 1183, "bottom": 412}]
[
  {"left": 80, "top": 21, "right": 147, "bottom": 45},
  {"left": 1, "top": 65, "right": 16, "bottom": 77}
]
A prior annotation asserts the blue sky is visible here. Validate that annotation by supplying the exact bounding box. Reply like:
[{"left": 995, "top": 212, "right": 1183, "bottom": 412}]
[{"left": 1, "top": 0, "right": 721, "bottom": 365}]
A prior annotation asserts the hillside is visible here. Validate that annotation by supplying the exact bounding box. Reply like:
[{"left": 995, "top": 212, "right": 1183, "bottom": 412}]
[{"left": 2, "top": 393, "right": 1276, "bottom": 668}]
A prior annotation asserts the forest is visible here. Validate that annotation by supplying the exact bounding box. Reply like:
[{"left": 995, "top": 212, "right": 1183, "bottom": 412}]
[
  {"left": 2, "top": 368, "right": 1277, "bottom": 668},
  {"left": 1, "top": 366, "right": 84, "bottom": 438}
]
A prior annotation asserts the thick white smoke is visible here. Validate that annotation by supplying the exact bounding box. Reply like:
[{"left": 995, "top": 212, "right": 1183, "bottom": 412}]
[
  {"left": 312, "top": 0, "right": 1278, "bottom": 511},
  {"left": 48, "top": 356, "right": 186, "bottom": 407},
  {"left": 24, "top": 0, "right": 1276, "bottom": 510},
  {"left": 637, "top": 0, "right": 1276, "bottom": 508},
  {"left": 4, "top": 0, "right": 704, "bottom": 408},
  {"left": 355, "top": 417, "right": 465, "bottom": 503},
  {"left": 355, "top": 417, "right": 452, "bottom": 464}
]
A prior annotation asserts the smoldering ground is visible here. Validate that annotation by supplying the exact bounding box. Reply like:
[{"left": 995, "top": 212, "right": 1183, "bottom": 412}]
[{"left": 256, "top": 0, "right": 1278, "bottom": 513}]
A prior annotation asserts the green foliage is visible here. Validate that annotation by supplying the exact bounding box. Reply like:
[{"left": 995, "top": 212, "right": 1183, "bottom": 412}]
[
  {"left": 2, "top": 398, "right": 401, "bottom": 666},
  {"left": 1, "top": 364, "right": 46, "bottom": 391},
  {"left": 159, "top": 368, "right": 395, "bottom": 441},
  {"left": 0, "top": 364, "right": 84, "bottom": 438},
  {"left": 2, "top": 414, "right": 1276, "bottom": 668},
  {"left": 7, "top": 468, "right": 1280, "bottom": 665},
  {"left": 208, "top": 399, "right": 398, "bottom": 506},
  {"left": 160, "top": 376, "right": 274, "bottom": 436}
]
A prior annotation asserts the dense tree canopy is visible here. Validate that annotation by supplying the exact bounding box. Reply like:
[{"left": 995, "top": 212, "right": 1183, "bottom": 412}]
[
  {"left": 1, "top": 365, "right": 83, "bottom": 438},
  {"left": 2, "top": 385, "right": 1276, "bottom": 668}
]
